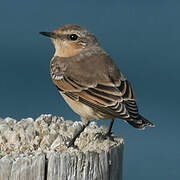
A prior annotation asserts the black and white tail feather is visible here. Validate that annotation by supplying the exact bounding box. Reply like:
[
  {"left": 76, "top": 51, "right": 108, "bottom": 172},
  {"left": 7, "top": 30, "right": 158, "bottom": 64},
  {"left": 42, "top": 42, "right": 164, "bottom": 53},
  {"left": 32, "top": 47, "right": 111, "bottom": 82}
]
[{"left": 127, "top": 114, "right": 155, "bottom": 130}]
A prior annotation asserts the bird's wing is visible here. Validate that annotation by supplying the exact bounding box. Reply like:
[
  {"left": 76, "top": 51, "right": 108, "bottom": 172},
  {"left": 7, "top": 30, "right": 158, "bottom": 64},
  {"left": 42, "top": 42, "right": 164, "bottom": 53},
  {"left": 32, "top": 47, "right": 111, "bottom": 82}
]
[{"left": 53, "top": 74, "right": 139, "bottom": 120}]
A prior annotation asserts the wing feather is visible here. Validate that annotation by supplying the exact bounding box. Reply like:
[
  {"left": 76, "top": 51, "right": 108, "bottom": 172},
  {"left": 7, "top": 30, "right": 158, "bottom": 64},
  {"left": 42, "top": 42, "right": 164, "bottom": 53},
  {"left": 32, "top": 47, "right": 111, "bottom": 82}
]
[{"left": 53, "top": 74, "right": 139, "bottom": 120}]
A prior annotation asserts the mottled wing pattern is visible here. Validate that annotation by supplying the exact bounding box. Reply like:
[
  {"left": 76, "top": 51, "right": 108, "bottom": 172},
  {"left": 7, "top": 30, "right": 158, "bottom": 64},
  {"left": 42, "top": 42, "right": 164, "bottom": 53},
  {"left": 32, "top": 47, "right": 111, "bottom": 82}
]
[{"left": 53, "top": 75, "right": 140, "bottom": 121}]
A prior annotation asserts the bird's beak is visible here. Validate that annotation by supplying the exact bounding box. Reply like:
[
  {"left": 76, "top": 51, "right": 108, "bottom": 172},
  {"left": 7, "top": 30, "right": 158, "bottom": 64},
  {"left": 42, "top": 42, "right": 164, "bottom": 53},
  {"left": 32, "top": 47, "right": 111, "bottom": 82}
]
[{"left": 39, "top": 32, "right": 57, "bottom": 39}]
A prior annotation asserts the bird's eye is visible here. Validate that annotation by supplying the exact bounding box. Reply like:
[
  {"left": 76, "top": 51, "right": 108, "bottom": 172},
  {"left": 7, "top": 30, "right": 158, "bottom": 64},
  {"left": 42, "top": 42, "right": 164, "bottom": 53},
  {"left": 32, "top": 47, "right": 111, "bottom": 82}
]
[{"left": 69, "top": 34, "right": 78, "bottom": 41}]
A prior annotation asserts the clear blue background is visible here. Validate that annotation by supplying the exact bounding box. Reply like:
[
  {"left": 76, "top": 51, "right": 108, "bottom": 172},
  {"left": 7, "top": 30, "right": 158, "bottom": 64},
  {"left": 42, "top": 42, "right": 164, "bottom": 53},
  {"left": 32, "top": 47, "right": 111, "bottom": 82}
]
[{"left": 0, "top": 0, "right": 179, "bottom": 179}]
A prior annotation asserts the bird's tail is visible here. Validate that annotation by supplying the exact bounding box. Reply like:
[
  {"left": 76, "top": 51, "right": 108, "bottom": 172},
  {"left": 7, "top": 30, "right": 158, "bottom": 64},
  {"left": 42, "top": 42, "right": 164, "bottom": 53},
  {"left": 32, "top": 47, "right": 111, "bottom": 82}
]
[{"left": 127, "top": 115, "right": 155, "bottom": 130}]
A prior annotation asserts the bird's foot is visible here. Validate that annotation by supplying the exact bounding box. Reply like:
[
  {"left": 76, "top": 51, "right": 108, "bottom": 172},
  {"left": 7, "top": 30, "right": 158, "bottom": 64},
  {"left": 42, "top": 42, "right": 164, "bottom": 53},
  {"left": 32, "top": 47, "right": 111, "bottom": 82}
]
[
  {"left": 66, "top": 138, "right": 78, "bottom": 149},
  {"left": 95, "top": 132, "right": 115, "bottom": 141},
  {"left": 66, "top": 123, "right": 89, "bottom": 149}
]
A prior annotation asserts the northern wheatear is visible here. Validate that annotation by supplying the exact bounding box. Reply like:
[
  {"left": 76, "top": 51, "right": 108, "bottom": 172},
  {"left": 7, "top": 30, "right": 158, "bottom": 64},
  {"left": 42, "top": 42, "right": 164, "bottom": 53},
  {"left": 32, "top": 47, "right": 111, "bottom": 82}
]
[{"left": 40, "top": 25, "right": 154, "bottom": 147}]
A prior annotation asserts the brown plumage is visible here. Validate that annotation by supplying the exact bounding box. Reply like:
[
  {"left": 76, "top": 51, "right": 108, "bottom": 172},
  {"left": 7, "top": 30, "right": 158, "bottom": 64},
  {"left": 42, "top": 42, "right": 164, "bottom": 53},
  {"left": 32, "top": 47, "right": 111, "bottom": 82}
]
[{"left": 40, "top": 25, "right": 154, "bottom": 146}]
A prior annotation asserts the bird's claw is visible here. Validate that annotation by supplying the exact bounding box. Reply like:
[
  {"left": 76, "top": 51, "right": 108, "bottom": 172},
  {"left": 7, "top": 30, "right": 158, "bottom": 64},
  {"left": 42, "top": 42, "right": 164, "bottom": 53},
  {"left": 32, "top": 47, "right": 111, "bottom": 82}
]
[
  {"left": 95, "top": 132, "right": 115, "bottom": 141},
  {"left": 66, "top": 139, "right": 78, "bottom": 149}
]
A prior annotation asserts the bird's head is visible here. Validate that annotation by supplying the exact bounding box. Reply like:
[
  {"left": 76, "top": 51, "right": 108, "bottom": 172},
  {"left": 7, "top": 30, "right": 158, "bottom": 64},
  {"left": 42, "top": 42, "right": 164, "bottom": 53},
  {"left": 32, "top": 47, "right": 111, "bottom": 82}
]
[{"left": 40, "top": 25, "right": 100, "bottom": 57}]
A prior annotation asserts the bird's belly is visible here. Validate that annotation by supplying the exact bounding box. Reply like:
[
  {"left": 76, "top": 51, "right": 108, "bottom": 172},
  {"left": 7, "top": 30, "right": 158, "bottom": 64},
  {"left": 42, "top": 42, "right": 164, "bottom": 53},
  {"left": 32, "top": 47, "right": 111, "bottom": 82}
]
[{"left": 60, "top": 92, "right": 110, "bottom": 123}]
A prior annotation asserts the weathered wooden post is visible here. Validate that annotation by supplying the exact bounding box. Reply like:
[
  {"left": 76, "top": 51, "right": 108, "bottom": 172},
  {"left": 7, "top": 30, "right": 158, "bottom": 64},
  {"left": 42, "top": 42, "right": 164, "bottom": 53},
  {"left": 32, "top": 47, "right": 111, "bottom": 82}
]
[{"left": 0, "top": 115, "right": 123, "bottom": 180}]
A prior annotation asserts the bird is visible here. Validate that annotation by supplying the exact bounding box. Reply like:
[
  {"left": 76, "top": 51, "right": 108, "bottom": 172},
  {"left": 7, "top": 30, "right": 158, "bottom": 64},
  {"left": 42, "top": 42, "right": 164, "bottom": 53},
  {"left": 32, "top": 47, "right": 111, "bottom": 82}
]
[{"left": 40, "top": 25, "right": 155, "bottom": 147}]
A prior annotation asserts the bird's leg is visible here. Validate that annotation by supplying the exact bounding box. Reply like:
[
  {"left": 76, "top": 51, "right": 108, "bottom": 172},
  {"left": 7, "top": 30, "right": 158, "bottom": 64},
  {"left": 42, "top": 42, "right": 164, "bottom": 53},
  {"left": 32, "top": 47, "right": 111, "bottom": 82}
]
[
  {"left": 95, "top": 119, "right": 115, "bottom": 140},
  {"left": 105, "top": 118, "right": 115, "bottom": 136},
  {"left": 67, "top": 121, "right": 90, "bottom": 148}
]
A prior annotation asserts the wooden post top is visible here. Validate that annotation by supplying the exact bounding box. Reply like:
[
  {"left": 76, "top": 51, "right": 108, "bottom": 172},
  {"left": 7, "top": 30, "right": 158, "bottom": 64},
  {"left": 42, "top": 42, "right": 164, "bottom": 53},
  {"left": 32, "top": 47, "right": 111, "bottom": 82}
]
[{"left": 0, "top": 114, "right": 124, "bottom": 180}]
